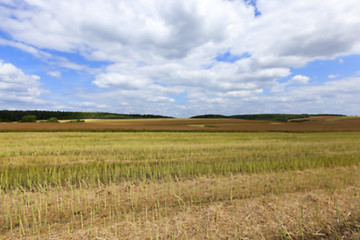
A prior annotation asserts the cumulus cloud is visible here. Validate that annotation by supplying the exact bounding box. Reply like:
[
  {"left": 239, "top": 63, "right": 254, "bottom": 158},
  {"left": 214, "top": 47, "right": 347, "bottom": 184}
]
[
  {"left": 0, "top": 60, "right": 48, "bottom": 105},
  {"left": 0, "top": 0, "right": 360, "bottom": 115},
  {"left": 262, "top": 77, "right": 360, "bottom": 115},
  {"left": 288, "top": 75, "right": 310, "bottom": 85}
]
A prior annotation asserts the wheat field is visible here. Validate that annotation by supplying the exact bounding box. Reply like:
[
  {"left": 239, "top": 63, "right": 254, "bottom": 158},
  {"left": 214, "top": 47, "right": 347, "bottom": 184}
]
[{"left": 1, "top": 131, "right": 360, "bottom": 239}]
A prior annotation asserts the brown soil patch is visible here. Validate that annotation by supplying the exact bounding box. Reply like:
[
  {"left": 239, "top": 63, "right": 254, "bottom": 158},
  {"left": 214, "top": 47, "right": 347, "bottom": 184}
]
[
  {"left": 1, "top": 117, "right": 360, "bottom": 132},
  {"left": 289, "top": 116, "right": 339, "bottom": 122}
]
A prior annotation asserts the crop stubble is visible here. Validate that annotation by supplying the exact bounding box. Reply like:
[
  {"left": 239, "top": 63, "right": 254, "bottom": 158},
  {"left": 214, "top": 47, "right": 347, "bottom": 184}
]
[{"left": 0, "top": 128, "right": 360, "bottom": 239}]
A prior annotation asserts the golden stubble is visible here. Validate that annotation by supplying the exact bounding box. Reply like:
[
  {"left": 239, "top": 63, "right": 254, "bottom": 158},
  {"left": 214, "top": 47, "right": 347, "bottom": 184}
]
[{"left": 1, "top": 166, "right": 359, "bottom": 239}]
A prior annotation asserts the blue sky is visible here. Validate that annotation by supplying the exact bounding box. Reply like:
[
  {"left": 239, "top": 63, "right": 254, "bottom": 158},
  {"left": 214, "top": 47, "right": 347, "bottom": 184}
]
[{"left": 1, "top": 0, "right": 360, "bottom": 117}]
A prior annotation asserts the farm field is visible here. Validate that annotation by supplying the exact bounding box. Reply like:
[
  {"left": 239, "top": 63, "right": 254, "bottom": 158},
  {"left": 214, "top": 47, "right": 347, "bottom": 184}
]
[
  {"left": 1, "top": 116, "right": 360, "bottom": 132},
  {"left": 1, "top": 131, "right": 360, "bottom": 239}
]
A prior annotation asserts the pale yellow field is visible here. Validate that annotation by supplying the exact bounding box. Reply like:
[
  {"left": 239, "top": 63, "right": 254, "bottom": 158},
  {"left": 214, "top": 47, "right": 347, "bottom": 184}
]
[{"left": 1, "top": 132, "right": 360, "bottom": 239}]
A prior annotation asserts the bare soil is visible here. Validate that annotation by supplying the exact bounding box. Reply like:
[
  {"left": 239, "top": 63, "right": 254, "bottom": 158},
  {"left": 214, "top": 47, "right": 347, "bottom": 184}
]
[{"left": 1, "top": 117, "right": 360, "bottom": 132}]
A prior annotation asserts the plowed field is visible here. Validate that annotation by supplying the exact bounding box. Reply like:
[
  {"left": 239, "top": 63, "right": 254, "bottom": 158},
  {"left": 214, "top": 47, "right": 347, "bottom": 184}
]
[{"left": 1, "top": 116, "right": 359, "bottom": 132}]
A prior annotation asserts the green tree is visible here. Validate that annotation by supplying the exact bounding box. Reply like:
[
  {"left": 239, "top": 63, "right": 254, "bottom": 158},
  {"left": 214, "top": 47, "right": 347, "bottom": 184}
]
[
  {"left": 20, "top": 115, "right": 37, "bottom": 122},
  {"left": 47, "top": 117, "right": 59, "bottom": 123}
]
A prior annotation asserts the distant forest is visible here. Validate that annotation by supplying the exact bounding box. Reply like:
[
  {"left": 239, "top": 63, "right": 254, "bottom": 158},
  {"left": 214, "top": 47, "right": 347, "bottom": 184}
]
[
  {"left": 0, "top": 110, "right": 346, "bottom": 122},
  {"left": 0, "top": 110, "right": 172, "bottom": 122},
  {"left": 190, "top": 114, "right": 345, "bottom": 122}
]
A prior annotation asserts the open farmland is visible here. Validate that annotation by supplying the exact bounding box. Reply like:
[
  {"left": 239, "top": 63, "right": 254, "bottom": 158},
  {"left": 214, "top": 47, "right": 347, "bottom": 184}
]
[
  {"left": 1, "top": 116, "right": 360, "bottom": 132},
  {"left": 1, "top": 131, "right": 360, "bottom": 239}
]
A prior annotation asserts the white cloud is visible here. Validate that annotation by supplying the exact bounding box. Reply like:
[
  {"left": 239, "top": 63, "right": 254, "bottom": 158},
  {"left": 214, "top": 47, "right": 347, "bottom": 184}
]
[
  {"left": 0, "top": 38, "right": 52, "bottom": 59},
  {"left": 47, "top": 71, "right": 61, "bottom": 78},
  {"left": 73, "top": 75, "right": 360, "bottom": 117},
  {"left": 0, "top": 0, "right": 360, "bottom": 115},
  {"left": 328, "top": 74, "right": 340, "bottom": 79},
  {"left": 0, "top": 38, "right": 96, "bottom": 73},
  {"left": 288, "top": 75, "right": 310, "bottom": 85},
  {"left": 69, "top": 101, "right": 109, "bottom": 109},
  {"left": 263, "top": 77, "right": 360, "bottom": 115},
  {"left": 0, "top": 60, "right": 48, "bottom": 105}
]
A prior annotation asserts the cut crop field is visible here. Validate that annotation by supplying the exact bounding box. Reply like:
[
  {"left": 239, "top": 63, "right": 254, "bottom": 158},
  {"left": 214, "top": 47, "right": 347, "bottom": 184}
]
[
  {"left": 1, "top": 116, "right": 360, "bottom": 132},
  {"left": 1, "top": 131, "right": 360, "bottom": 239}
]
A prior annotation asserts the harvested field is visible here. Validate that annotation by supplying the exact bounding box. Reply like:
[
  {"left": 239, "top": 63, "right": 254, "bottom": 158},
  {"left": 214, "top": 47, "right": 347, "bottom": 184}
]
[
  {"left": 1, "top": 131, "right": 360, "bottom": 239},
  {"left": 1, "top": 116, "right": 360, "bottom": 132}
]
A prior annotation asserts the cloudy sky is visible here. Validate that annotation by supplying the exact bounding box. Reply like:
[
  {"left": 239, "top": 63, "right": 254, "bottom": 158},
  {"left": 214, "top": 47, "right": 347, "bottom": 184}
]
[{"left": 1, "top": 0, "right": 360, "bottom": 117}]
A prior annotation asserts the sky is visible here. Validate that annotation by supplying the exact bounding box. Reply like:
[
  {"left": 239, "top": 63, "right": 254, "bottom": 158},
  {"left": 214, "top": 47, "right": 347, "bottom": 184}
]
[{"left": 0, "top": 0, "right": 360, "bottom": 117}]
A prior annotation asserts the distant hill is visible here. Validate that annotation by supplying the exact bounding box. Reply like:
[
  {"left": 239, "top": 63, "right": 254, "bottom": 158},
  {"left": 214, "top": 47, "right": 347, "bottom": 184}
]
[
  {"left": 191, "top": 114, "right": 345, "bottom": 122},
  {"left": 0, "top": 110, "right": 172, "bottom": 122},
  {"left": 190, "top": 114, "right": 228, "bottom": 119}
]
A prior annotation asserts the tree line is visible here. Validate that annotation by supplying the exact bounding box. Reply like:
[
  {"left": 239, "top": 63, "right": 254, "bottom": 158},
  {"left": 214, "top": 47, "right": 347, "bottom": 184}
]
[
  {"left": 0, "top": 110, "right": 345, "bottom": 122},
  {"left": 0, "top": 110, "right": 172, "bottom": 122},
  {"left": 190, "top": 113, "right": 345, "bottom": 122}
]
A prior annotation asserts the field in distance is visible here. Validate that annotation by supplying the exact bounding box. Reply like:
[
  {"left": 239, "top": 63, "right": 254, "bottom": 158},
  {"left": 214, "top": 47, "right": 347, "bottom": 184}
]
[
  {"left": 1, "top": 131, "right": 360, "bottom": 239},
  {"left": 1, "top": 115, "right": 360, "bottom": 132}
]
